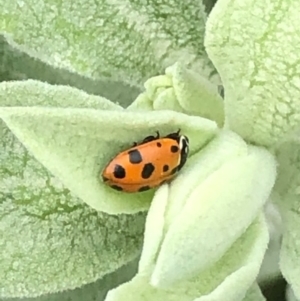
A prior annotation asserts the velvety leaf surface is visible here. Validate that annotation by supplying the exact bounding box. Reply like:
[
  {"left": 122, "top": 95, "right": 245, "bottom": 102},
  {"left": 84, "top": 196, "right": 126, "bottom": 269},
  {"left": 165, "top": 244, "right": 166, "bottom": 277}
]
[
  {"left": 0, "top": 81, "right": 218, "bottom": 214},
  {"left": 0, "top": 0, "right": 218, "bottom": 86},
  {"left": 105, "top": 214, "right": 269, "bottom": 301},
  {"left": 139, "top": 130, "right": 249, "bottom": 273},
  {"left": 273, "top": 138, "right": 300, "bottom": 300},
  {"left": 242, "top": 283, "right": 266, "bottom": 301},
  {"left": 0, "top": 36, "right": 140, "bottom": 108},
  {"left": 205, "top": 0, "right": 300, "bottom": 146},
  {"left": 129, "top": 63, "right": 224, "bottom": 126},
  {"left": 0, "top": 259, "right": 139, "bottom": 301},
  {"left": 0, "top": 120, "right": 145, "bottom": 298},
  {"left": 151, "top": 145, "right": 276, "bottom": 287},
  {"left": 0, "top": 80, "right": 146, "bottom": 298}
]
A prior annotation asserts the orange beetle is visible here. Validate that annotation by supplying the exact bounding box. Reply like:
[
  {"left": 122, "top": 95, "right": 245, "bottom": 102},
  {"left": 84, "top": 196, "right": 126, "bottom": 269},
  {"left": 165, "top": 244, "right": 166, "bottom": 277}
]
[{"left": 101, "top": 130, "right": 189, "bottom": 193}]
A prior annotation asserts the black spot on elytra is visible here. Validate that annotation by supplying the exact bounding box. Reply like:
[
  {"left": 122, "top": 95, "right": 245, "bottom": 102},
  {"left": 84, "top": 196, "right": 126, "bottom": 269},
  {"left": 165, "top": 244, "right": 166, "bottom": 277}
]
[
  {"left": 138, "top": 186, "right": 151, "bottom": 192},
  {"left": 171, "top": 145, "right": 179, "bottom": 153},
  {"left": 110, "top": 185, "right": 123, "bottom": 191},
  {"left": 128, "top": 149, "right": 142, "bottom": 164},
  {"left": 163, "top": 165, "right": 169, "bottom": 172},
  {"left": 157, "top": 142, "right": 162, "bottom": 147},
  {"left": 141, "top": 163, "right": 155, "bottom": 179},
  {"left": 113, "top": 164, "right": 126, "bottom": 179}
]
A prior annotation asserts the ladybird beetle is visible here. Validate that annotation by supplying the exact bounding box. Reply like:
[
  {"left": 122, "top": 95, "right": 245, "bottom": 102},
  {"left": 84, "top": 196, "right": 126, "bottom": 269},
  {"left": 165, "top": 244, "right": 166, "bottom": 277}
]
[{"left": 101, "top": 130, "right": 189, "bottom": 193}]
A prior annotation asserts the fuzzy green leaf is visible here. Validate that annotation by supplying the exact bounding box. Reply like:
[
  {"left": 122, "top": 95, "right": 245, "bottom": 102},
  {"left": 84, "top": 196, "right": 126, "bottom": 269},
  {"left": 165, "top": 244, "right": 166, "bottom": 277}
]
[
  {"left": 242, "top": 283, "right": 266, "bottom": 301},
  {"left": 105, "top": 214, "right": 269, "bottom": 301},
  {"left": 137, "top": 184, "right": 170, "bottom": 273},
  {"left": 139, "top": 131, "right": 248, "bottom": 272},
  {"left": 0, "top": 79, "right": 123, "bottom": 110},
  {"left": 0, "top": 80, "right": 218, "bottom": 214},
  {"left": 0, "top": 36, "right": 141, "bottom": 108},
  {"left": 273, "top": 138, "right": 300, "bottom": 300},
  {"left": 138, "top": 131, "right": 276, "bottom": 287},
  {"left": 205, "top": 0, "right": 300, "bottom": 146},
  {"left": 0, "top": 115, "right": 145, "bottom": 298},
  {"left": 286, "top": 285, "right": 298, "bottom": 301},
  {"left": 129, "top": 63, "right": 224, "bottom": 126},
  {"left": 0, "top": 0, "right": 218, "bottom": 86},
  {"left": 257, "top": 202, "right": 282, "bottom": 284},
  {"left": 0, "top": 259, "right": 139, "bottom": 301}
]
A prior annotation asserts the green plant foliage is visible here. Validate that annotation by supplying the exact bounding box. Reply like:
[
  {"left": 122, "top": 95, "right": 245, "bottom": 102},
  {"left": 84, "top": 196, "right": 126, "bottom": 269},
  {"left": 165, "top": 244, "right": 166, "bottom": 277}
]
[
  {"left": 205, "top": 0, "right": 300, "bottom": 147},
  {"left": 0, "top": 118, "right": 145, "bottom": 298},
  {"left": 106, "top": 214, "right": 269, "bottom": 301},
  {"left": 1, "top": 0, "right": 299, "bottom": 299},
  {"left": 0, "top": 36, "right": 141, "bottom": 107},
  {"left": 0, "top": 0, "right": 218, "bottom": 86}
]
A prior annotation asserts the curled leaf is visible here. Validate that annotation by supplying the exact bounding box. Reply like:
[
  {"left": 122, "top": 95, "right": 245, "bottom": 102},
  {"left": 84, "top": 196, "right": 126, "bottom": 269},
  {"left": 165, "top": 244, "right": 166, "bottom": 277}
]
[
  {"left": 205, "top": 0, "right": 300, "bottom": 146},
  {"left": 150, "top": 138, "right": 277, "bottom": 286},
  {"left": 0, "top": 118, "right": 145, "bottom": 298},
  {"left": 139, "top": 130, "right": 249, "bottom": 272},
  {"left": 129, "top": 63, "right": 224, "bottom": 126},
  {"left": 105, "top": 214, "right": 269, "bottom": 301},
  {"left": 0, "top": 81, "right": 218, "bottom": 214}
]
